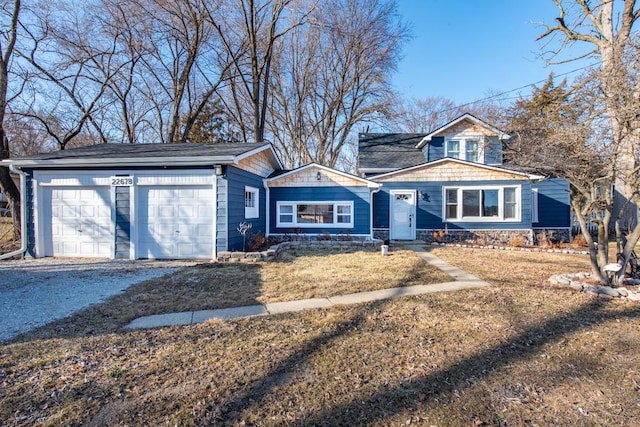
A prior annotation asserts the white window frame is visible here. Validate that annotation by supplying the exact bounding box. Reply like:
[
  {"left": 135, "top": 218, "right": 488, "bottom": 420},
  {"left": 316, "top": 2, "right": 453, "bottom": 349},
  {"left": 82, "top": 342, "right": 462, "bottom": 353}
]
[
  {"left": 276, "top": 201, "right": 354, "bottom": 228},
  {"left": 245, "top": 186, "right": 259, "bottom": 219},
  {"left": 445, "top": 137, "right": 484, "bottom": 163},
  {"left": 443, "top": 185, "right": 521, "bottom": 222}
]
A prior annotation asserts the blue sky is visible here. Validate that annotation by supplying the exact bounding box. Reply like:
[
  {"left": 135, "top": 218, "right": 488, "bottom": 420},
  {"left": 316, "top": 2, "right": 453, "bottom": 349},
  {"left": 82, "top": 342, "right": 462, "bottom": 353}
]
[{"left": 393, "top": 0, "right": 595, "bottom": 106}]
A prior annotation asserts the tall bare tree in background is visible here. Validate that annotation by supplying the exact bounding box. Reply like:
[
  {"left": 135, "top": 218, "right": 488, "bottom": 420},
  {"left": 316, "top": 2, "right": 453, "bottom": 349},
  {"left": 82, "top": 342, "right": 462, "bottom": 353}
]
[
  {"left": 209, "top": 0, "right": 315, "bottom": 144},
  {"left": 0, "top": 0, "right": 21, "bottom": 235},
  {"left": 390, "top": 96, "right": 462, "bottom": 133},
  {"left": 539, "top": 0, "right": 640, "bottom": 283},
  {"left": 268, "top": 0, "right": 408, "bottom": 168}
]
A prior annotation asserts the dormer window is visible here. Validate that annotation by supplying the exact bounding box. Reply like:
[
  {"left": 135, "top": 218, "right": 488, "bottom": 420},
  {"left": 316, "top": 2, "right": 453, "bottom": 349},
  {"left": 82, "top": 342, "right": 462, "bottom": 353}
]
[{"left": 445, "top": 137, "right": 482, "bottom": 163}]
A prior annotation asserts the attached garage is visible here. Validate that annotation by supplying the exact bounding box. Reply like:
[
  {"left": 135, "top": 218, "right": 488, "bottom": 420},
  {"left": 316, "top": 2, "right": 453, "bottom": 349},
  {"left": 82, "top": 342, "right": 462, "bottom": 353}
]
[{"left": 5, "top": 142, "right": 281, "bottom": 259}]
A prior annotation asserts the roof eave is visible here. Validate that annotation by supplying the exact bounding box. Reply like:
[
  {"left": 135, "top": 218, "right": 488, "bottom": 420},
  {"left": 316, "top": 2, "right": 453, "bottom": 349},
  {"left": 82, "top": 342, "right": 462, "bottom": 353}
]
[{"left": 4, "top": 155, "right": 239, "bottom": 169}]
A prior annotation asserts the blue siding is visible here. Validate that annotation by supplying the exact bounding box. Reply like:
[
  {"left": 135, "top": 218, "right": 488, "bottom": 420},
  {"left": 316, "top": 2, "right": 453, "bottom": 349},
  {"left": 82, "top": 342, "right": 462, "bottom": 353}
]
[
  {"left": 425, "top": 136, "right": 504, "bottom": 165},
  {"left": 114, "top": 186, "right": 131, "bottom": 259},
  {"left": 25, "top": 171, "right": 35, "bottom": 258},
  {"left": 374, "top": 180, "right": 533, "bottom": 230},
  {"left": 225, "top": 166, "right": 266, "bottom": 251},
  {"left": 484, "top": 137, "right": 503, "bottom": 164},
  {"left": 533, "top": 178, "right": 570, "bottom": 228},
  {"left": 269, "top": 186, "right": 371, "bottom": 235},
  {"left": 427, "top": 136, "right": 445, "bottom": 162}
]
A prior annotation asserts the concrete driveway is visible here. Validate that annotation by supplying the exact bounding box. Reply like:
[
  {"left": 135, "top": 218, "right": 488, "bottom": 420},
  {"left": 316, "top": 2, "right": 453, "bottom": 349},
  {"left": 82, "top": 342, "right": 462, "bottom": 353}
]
[{"left": 0, "top": 258, "right": 197, "bottom": 342}]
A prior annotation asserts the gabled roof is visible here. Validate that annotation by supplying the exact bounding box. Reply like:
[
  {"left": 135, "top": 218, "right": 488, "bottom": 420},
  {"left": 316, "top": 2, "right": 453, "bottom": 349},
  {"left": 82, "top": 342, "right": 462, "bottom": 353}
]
[
  {"left": 4, "top": 142, "right": 283, "bottom": 169},
  {"left": 370, "top": 157, "right": 544, "bottom": 181},
  {"left": 266, "top": 162, "right": 381, "bottom": 189},
  {"left": 415, "top": 113, "right": 511, "bottom": 149},
  {"left": 357, "top": 133, "right": 426, "bottom": 173}
]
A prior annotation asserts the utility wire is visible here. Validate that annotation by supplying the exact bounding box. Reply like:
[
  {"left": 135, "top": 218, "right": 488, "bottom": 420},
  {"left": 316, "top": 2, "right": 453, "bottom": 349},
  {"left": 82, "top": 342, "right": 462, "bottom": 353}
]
[{"left": 438, "top": 61, "right": 600, "bottom": 114}]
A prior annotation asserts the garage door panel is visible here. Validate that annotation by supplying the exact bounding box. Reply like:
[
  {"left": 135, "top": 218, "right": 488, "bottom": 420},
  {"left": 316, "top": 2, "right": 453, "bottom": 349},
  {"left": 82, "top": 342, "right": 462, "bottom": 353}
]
[
  {"left": 138, "top": 185, "right": 214, "bottom": 259},
  {"left": 44, "top": 187, "right": 113, "bottom": 258}
]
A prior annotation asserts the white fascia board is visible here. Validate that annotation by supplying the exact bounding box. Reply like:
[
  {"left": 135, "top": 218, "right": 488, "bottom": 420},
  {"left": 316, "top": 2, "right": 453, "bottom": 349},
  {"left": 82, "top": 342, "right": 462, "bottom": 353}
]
[
  {"left": 266, "top": 162, "right": 381, "bottom": 188},
  {"left": 415, "top": 113, "right": 510, "bottom": 148},
  {"left": 233, "top": 144, "right": 284, "bottom": 170},
  {"left": 370, "top": 157, "right": 539, "bottom": 180},
  {"left": 5, "top": 156, "right": 239, "bottom": 169}
]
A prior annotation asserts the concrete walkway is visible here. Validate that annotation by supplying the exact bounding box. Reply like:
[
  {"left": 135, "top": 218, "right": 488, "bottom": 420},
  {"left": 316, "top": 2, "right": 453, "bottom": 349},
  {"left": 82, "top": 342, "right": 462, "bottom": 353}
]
[{"left": 124, "top": 244, "right": 488, "bottom": 330}]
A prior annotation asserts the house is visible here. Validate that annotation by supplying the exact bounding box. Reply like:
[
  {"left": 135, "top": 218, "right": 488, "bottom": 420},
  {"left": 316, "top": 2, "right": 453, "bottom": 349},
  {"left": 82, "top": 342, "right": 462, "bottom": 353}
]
[
  {"left": 358, "top": 113, "right": 571, "bottom": 244},
  {"left": 3, "top": 113, "right": 570, "bottom": 260}
]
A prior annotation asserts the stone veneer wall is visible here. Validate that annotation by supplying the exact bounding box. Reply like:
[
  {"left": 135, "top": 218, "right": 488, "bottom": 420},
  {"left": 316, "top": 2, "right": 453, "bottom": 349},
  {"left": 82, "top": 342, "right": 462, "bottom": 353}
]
[
  {"left": 216, "top": 239, "right": 383, "bottom": 263},
  {"left": 373, "top": 228, "right": 537, "bottom": 245}
]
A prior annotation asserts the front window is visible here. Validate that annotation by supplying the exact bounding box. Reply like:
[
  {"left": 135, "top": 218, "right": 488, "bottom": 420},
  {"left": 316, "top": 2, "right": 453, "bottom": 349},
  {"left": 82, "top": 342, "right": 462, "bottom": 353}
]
[
  {"left": 445, "top": 186, "right": 520, "bottom": 222},
  {"left": 277, "top": 201, "right": 354, "bottom": 228}
]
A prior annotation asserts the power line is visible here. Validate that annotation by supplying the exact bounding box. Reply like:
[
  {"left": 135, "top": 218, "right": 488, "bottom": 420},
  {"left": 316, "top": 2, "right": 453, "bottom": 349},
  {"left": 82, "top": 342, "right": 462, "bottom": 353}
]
[{"left": 438, "top": 62, "right": 600, "bottom": 114}]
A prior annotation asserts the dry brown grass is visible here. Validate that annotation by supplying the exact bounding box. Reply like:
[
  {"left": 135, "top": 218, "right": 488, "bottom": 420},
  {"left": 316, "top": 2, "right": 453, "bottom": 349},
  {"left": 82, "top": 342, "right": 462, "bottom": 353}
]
[
  {"left": 10, "top": 247, "right": 449, "bottom": 341},
  {"left": 2, "top": 246, "right": 640, "bottom": 426},
  {"left": 0, "top": 216, "right": 15, "bottom": 244}
]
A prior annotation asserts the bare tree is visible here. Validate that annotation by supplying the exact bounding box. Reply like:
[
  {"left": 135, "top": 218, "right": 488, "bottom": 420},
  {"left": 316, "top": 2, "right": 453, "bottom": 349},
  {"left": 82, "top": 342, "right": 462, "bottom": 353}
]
[
  {"left": 127, "top": 0, "right": 229, "bottom": 144},
  {"left": 268, "top": 0, "right": 408, "bottom": 168},
  {"left": 390, "top": 96, "right": 462, "bottom": 133},
  {"left": 506, "top": 74, "right": 618, "bottom": 281},
  {"left": 539, "top": 0, "right": 640, "bottom": 282},
  {"left": 209, "top": 0, "right": 315, "bottom": 144},
  {"left": 0, "top": 0, "right": 21, "bottom": 236}
]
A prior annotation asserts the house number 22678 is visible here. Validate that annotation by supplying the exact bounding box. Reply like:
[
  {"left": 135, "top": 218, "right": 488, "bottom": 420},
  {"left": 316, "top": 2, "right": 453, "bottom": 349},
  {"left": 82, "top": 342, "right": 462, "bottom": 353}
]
[{"left": 111, "top": 177, "right": 134, "bottom": 186}]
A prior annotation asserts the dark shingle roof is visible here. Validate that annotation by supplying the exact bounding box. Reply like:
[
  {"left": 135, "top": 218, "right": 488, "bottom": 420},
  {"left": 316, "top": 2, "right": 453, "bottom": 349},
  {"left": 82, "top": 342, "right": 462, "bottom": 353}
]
[
  {"left": 14, "top": 142, "right": 270, "bottom": 161},
  {"left": 358, "top": 133, "right": 426, "bottom": 171}
]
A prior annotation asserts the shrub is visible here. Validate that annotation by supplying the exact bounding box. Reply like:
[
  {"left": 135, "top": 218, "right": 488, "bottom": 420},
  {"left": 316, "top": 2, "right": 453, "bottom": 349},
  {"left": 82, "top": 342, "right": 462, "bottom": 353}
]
[{"left": 508, "top": 236, "right": 526, "bottom": 247}]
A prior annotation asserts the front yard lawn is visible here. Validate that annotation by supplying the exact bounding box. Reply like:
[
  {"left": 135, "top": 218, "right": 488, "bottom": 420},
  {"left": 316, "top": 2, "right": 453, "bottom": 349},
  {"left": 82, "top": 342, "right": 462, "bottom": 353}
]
[{"left": 3, "top": 246, "right": 640, "bottom": 426}]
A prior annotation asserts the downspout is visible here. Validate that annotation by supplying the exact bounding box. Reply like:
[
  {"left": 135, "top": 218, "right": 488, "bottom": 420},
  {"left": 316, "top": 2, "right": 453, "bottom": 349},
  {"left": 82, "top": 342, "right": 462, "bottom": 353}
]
[
  {"left": 369, "top": 184, "right": 382, "bottom": 240},
  {"left": 0, "top": 165, "right": 27, "bottom": 260}
]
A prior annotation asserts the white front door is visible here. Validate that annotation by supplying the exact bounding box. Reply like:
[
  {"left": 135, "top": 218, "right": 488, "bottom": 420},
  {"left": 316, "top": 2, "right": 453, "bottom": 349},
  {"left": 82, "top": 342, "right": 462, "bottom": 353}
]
[
  {"left": 43, "top": 187, "right": 114, "bottom": 257},
  {"left": 138, "top": 186, "right": 214, "bottom": 259},
  {"left": 390, "top": 190, "right": 416, "bottom": 240}
]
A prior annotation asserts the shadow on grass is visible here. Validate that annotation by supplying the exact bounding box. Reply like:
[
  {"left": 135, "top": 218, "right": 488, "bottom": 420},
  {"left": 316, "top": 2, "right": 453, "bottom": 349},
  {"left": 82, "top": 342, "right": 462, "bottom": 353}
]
[{"left": 204, "top": 296, "right": 640, "bottom": 425}]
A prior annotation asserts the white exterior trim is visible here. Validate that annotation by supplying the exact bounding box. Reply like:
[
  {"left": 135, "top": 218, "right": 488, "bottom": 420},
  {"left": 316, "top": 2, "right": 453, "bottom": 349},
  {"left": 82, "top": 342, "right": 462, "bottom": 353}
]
[
  {"left": 416, "top": 113, "right": 511, "bottom": 148},
  {"left": 370, "top": 157, "right": 543, "bottom": 181},
  {"left": 442, "top": 184, "right": 522, "bottom": 223},
  {"left": 389, "top": 189, "right": 417, "bottom": 240},
  {"left": 276, "top": 200, "right": 354, "bottom": 228},
  {"left": 266, "top": 163, "right": 381, "bottom": 189},
  {"left": 244, "top": 186, "right": 260, "bottom": 219}
]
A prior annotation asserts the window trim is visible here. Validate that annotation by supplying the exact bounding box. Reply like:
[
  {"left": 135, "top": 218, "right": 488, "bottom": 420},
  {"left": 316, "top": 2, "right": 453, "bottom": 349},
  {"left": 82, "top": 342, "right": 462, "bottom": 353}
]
[
  {"left": 443, "top": 185, "right": 521, "bottom": 222},
  {"left": 445, "top": 136, "right": 484, "bottom": 163},
  {"left": 244, "top": 186, "right": 259, "bottom": 219},
  {"left": 276, "top": 201, "right": 354, "bottom": 228}
]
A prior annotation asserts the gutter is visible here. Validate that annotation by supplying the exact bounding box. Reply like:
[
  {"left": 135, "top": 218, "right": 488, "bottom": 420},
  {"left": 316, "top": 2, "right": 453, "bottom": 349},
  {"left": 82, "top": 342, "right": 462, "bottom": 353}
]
[
  {"left": 0, "top": 165, "right": 27, "bottom": 260},
  {"left": 369, "top": 184, "right": 382, "bottom": 240}
]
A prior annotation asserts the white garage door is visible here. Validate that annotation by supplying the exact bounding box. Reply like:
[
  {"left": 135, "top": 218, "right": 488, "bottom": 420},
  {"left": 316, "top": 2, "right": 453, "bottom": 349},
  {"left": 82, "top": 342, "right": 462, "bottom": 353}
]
[
  {"left": 138, "top": 186, "right": 214, "bottom": 259},
  {"left": 44, "top": 187, "right": 113, "bottom": 257}
]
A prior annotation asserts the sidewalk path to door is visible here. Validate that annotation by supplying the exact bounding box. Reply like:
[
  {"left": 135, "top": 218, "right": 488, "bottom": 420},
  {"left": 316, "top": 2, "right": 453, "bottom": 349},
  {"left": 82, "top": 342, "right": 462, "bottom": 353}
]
[{"left": 125, "top": 243, "right": 489, "bottom": 330}]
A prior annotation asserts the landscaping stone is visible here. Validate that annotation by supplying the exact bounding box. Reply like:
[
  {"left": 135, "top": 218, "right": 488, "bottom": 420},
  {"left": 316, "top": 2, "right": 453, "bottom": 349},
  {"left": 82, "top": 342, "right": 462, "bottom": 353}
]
[
  {"left": 569, "top": 282, "right": 584, "bottom": 291},
  {"left": 547, "top": 272, "right": 640, "bottom": 301},
  {"left": 626, "top": 292, "right": 640, "bottom": 301}
]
